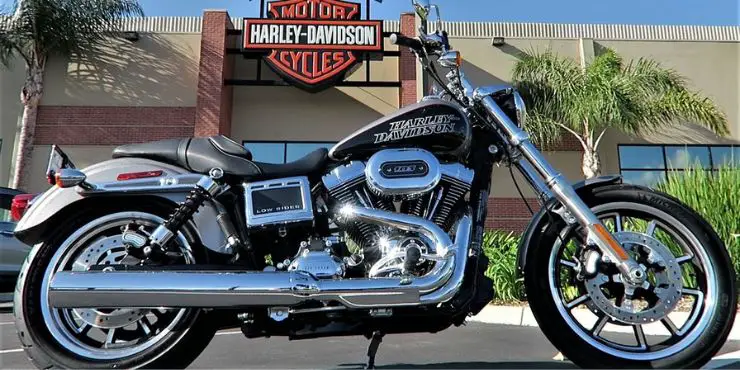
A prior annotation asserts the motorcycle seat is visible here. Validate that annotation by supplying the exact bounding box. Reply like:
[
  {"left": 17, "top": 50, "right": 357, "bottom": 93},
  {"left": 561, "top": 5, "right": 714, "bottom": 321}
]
[{"left": 112, "top": 135, "right": 328, "bottom": 180}]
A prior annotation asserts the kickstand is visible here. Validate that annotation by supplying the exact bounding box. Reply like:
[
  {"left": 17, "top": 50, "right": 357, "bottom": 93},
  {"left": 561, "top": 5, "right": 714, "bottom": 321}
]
[{"left": 365, "top": 331, "right": 385, "bottom": 369}]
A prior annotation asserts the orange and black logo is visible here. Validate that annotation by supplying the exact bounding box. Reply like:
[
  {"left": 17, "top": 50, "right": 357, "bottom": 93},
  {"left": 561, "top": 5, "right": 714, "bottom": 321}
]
[{"left": 243, "top": 0, "right": 383, "bottom": 92}]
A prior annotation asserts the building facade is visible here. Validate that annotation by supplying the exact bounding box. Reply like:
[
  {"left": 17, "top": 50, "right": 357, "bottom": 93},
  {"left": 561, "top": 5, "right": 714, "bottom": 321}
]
[{"left": 0, "top": 11, "right": 738, "bottom": 231}]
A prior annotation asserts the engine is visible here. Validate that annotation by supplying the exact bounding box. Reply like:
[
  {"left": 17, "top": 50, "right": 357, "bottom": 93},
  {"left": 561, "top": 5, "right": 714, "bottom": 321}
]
[{"left": 322, "top": 149, "right": 474, "bottom": 276}]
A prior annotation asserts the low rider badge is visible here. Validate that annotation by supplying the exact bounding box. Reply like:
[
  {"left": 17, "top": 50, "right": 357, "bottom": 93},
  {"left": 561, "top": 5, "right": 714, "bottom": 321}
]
[{"left": 243, "top": 0, "right": 384, "bottom": 92}]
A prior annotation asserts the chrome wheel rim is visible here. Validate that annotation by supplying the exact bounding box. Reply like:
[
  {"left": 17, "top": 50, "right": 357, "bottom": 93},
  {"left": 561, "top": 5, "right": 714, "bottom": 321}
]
[
  {"left": 548, "top": 202, "right": 717, "bottom": 361},
  {"left": 40, "top": 212, "right": 197, "bottom": 361}
]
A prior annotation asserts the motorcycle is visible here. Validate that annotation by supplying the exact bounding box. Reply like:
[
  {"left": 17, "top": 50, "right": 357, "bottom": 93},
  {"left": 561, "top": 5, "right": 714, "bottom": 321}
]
[{"left": 13, "top": 1, "right": 736, "bottom": 368}]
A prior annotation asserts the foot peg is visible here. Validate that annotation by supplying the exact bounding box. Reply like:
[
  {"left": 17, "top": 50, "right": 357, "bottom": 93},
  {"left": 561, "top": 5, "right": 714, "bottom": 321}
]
[{"left": 365, "top": 331, "right": 384, "bottom": 369}]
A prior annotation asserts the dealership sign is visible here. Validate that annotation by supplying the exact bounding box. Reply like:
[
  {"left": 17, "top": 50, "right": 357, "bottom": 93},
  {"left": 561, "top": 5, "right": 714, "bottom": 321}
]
[{"left": 243, "top": 0, "right": 384, "bottom": 92}]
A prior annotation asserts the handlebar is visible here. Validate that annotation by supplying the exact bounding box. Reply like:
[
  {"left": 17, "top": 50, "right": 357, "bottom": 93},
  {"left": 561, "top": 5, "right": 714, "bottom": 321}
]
[{"left": 390, "top": 33, "right": 424, "bottom": 52}]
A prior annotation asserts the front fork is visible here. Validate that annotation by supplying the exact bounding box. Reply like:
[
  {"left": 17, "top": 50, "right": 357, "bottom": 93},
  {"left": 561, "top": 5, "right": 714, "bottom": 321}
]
[{"left": 473, "top": 91, "right": 646, "bottom": 285}]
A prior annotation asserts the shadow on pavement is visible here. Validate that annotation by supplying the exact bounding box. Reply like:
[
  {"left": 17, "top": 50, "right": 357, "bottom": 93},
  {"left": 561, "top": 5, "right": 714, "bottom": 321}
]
[{"left": 338, "top": 362, "right": 575, "bottom": 369}]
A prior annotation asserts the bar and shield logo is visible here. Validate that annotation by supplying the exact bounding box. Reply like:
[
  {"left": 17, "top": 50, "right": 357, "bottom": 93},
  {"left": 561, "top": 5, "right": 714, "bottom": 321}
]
[{"left": 243, "top": 0, "right": 383, "bottom": 92}]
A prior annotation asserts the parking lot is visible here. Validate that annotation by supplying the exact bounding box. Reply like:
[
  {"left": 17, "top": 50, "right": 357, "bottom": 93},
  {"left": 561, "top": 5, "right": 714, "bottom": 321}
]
[{"left": 1, "top": 309, "right": 740, "bottom": 369}]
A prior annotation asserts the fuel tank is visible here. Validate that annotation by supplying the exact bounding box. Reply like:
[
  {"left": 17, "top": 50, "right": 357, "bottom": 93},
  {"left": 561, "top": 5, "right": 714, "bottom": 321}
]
[{"left": 329, "top": 99, "right": 471, "bottom": 160}]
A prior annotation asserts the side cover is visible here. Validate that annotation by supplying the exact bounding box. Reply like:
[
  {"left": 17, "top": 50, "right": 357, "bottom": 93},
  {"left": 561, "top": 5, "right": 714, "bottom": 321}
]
[{"left": 14, "top": 158, "right": 226, "bottom": 252}]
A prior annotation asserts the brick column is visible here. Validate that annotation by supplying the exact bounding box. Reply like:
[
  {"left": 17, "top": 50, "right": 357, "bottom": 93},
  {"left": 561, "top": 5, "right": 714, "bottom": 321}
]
[
  {"left": 195, "top": 10, "right": 235, "bottom": 137},
  {"left": 398, "top": 13, "right": 417, "bottom": 107}
]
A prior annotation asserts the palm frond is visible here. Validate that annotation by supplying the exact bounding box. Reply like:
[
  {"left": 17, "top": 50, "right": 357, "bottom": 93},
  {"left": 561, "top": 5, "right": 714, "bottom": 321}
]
[
  {"left": 41, "top": 0, "right": 144, "bottom": 57},
  {"left": 4, "top": 0, "right": 143, "bottom": 64},
  {"left": 623, "top": 57, "right": 687, "bottom": 94},
  {"left": 619, "top": 57, "right": 729, "bottom": 136},
  {"left": 513, "top": 49, "right": 583, "bottom": 104},
  {"left": 513, "top": 49, "right": 586, "bottom": 143},
  {"left": 513, "top": 46, "right": 729, "bottom": 148},
  {"left": 0, "top": 30, "right": 14, "bottom": 67},
  {"left": 521, "top": 112, "right": 568, "bottom": 148},
  {"left": 643, "top": 89, "right": 729, "bottom": 136},
  {"left": 585, "top": 48, "right": 623, "bottom": 80}
]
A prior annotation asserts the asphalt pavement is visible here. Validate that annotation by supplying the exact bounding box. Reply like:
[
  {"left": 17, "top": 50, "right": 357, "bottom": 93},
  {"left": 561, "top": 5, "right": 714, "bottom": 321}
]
[{"left": 1, "top": 310, "right": 740, "bottom": 369}]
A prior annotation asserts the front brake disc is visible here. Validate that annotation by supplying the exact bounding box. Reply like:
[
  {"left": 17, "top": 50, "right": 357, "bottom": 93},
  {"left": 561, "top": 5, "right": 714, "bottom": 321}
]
[{"left": 583, "top": 232, "right": 683, "bottom": 325}]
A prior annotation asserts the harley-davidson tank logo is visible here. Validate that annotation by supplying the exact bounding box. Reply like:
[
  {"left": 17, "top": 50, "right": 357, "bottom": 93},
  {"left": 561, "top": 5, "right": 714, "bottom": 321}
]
[
  {"left": 373, "top": 114, "right": 461, "bottom": 144},
  {"left": 243, "top": 0, "right": 383, "bottom": 92}
]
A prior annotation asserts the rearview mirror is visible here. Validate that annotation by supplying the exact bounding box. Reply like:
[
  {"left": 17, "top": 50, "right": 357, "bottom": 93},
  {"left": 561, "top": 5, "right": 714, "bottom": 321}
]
[{"left": 412, "top": 0, "right": 430, "bottom": 22}]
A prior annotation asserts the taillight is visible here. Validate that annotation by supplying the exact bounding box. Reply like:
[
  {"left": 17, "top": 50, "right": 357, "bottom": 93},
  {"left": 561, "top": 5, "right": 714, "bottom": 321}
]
[
  {"left": 116, "top": 170, "right": 164, "bottom": 181},
  {"left": 11, "top": 194, "right": 36, "bottom": 222}
]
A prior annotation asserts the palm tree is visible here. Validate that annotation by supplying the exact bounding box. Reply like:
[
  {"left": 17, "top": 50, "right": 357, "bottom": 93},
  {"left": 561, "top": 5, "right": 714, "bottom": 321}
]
[
  {"left": 512, "top": 48, "right": 729, "bottom": 178},
  {"left": 0, "top": 0, "right": 143, "bottom": 189}
]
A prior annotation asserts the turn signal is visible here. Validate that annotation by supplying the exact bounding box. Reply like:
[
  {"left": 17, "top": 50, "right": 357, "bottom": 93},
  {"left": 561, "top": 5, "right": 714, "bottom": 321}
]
[
  {"left": 54, "top": 169, "right": 88, "bottom": 188},
  {"left": 438, "top": 51, "right": 462, "bottom": 68}
]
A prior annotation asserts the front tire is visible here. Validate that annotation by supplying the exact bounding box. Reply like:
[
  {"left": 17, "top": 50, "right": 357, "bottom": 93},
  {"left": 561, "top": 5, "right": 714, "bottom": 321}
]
[
  {"left": 525, "top": 184, "right": 736, "bottom": 368},
  {"left": 14, "top": 205, "right": 217, "bottom": 369}
]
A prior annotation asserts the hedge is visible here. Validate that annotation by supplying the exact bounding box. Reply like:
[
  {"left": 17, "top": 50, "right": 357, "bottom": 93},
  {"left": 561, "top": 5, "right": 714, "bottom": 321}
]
[{"left": 483, "top": 167, "right": 740, "bottom": 303}]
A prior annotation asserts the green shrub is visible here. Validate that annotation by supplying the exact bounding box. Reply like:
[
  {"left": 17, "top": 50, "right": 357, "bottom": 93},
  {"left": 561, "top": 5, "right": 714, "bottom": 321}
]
[
  {"left": 481, "top": 231, "right": 525, "bottom": 302},
  {"left": 657, "top": 166, "right": 740, "bottom": 281},
  {"left": 481, "top": 167, "right": 740, "bottom": 304}
]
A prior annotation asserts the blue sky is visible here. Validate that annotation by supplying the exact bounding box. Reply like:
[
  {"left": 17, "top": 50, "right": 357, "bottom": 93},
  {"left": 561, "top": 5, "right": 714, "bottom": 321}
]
[{"left": 1, "top": 0, "right": 738, "bottom": 25}]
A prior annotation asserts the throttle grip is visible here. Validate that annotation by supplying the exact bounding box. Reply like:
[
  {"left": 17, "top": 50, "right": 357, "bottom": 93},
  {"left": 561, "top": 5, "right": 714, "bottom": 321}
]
[{"left": 390, "top": 33, "right": 424, "bottom": 52}]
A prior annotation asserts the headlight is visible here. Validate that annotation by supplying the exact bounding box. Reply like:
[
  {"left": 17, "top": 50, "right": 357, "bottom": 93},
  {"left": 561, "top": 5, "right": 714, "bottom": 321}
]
[{"left": 512, "top": 90, "right": 526, "bottom": 128}]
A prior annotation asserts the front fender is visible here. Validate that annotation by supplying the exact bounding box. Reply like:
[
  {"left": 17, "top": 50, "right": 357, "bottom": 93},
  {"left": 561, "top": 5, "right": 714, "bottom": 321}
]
[
  {"left": 14, "top": 158, "right": 227, "bottom": 251},
  {"left": 515, "top": 175, "right": 623, "bottom": 277}
]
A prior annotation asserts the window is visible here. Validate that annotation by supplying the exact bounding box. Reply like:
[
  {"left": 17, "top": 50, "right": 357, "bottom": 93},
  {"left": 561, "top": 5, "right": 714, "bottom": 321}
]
[
  {"left": 245, "top": 142, "right": 285, "bottom": 164},
  {"left": 618, "top": 144, "right": 739, "bottom": 187},
  {"left": 243, "top": 141, "right": 336, "bottom": 164}
]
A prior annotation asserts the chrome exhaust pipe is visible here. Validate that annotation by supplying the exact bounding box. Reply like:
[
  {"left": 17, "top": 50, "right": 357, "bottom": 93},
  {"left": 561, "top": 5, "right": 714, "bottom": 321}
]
[{"left": 48, "top": 207, "right": 471, "bottom": 309}]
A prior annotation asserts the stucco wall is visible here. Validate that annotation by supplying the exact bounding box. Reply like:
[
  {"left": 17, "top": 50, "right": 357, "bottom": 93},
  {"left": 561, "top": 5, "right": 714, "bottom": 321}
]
[
  {"left": 0, "top": 56, "right": 26, "bottom": 188},
  {"left": 41, "top": 33, "right": 201, "bottom": 107},
  {"left": 230, "top": 40, "right": 400, "bottom": 142},
  {"left": 231, "top": 84, "right": 386, "bottom": 142},
  {"left": 26, "top": 146, "right": 116, "bottom": 194},
  {"left": 450, "top": 38, "right": 581, "bottom": 87}
]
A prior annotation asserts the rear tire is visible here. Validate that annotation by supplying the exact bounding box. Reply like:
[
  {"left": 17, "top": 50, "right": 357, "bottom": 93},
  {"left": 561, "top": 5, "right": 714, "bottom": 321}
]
[
  {"left": 14, "top": 203, "right": 217, "bottom": 369},
  {"left": 524, "top": 184, "right": 736, "bottom": 368}
]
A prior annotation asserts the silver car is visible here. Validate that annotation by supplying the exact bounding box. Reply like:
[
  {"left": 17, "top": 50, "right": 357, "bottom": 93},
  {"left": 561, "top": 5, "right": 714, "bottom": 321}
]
[{"left": 0, "top": 187, "right": 32, "bottom": 291}]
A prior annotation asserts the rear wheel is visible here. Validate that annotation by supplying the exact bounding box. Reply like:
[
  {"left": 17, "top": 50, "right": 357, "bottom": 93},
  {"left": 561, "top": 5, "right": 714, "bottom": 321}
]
[
  {"left": 525, "top": 185, "right": 736, "bottom": 368},
  {"left": 14, "top": 207, "right": 216, "bottom": 369}
]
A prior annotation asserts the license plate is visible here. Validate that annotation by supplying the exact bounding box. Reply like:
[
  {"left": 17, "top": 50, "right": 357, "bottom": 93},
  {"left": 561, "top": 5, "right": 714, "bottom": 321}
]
[{"left": 46, "top": 145, "right": 76, "bottom": 185}]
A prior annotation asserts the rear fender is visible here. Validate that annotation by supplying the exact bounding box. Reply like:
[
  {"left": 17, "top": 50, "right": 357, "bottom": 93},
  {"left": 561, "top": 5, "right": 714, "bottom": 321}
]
[
  {"left": 14, "top": 158, "right": 227, "bottom": 252},
  {"left": 515, "top": 175, "right": 623, "bottom": 277}
]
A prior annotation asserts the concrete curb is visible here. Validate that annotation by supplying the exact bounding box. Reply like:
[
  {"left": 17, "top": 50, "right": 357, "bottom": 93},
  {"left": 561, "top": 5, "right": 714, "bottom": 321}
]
[{"left": 471, "top": 304, "right": 740, "bottom": 341}]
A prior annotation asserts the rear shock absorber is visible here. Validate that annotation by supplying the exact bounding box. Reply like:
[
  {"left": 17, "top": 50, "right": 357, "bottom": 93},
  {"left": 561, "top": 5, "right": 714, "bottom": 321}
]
[{"left": 144, "top": 168, "right": 224, "bottom": 258}]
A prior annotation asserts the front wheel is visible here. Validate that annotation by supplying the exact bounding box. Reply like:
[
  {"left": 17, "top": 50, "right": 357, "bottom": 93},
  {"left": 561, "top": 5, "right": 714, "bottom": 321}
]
[
  {"left": 14, "top": 207, "right": 217, "bottom": 369},
  {"left": 525, "top": 184, "right": 736, "bottom": 368}
]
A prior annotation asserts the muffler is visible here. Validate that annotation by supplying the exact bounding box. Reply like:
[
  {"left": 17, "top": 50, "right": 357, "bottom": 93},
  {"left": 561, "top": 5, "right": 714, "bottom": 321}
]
[{"left": 48, "top": 207, "right": 471, "bottom": 309}]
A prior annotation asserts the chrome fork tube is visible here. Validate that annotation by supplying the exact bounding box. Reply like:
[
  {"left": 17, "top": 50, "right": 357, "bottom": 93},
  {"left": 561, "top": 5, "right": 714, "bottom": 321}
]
[
  {"left": 513, "top": 160, "right": 552, "bottom": 204},
  {"left": 475, "top": 92, "right": 642, "bottom": 282}
]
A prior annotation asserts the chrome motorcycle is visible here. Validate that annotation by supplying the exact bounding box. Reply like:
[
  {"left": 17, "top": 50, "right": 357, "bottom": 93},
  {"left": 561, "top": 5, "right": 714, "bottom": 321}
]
[{"left": 13, "top": 1, "right": 736, "bottom": 368}]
